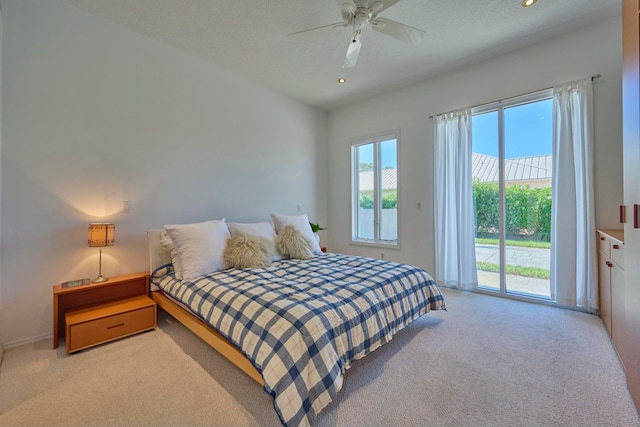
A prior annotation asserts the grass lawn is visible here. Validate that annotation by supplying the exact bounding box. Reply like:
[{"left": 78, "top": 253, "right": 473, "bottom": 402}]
[
  {"left": 476, "top": 261, "right": 550, "bottom": 280},
  {"left": 475, "top": 238, "right": 551, "bottom": 249}
]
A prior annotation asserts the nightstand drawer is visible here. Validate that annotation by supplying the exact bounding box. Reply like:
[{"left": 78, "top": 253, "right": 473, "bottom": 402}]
[{"left": 66, "top": 295, "right": 156, "bottom": 353}]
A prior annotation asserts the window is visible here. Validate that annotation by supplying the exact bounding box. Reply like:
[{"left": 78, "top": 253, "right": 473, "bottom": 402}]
[{"left": 351, "top": 134, "right": 398, "bottom": 245}]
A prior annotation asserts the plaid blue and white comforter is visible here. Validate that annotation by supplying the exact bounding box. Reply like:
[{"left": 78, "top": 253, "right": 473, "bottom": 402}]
[{"left": 152, "top": 253, "right": 445, "bottom": 427}]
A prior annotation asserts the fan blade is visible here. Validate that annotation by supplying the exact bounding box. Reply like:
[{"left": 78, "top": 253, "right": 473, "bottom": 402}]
[
  {"left": 338, "top": 0, "right": 357, "bottom": 22},
  {"left": 342, "top": 1, "right": 356, "bottom": 21},
  {"left": 368, "top": 0, "right": 401, "bottom": 14},
  {"left": 372, "top": 17, "right": 425, "bottom": 46},
  {"left": 288, "top": 22, "right": 347, "bottom": 41},
  {"left": 343, "top": 30, "right": 363, "bottom": 68}
]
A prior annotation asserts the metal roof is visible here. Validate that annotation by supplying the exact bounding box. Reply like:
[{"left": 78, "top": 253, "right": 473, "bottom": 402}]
[
  {"left": 472, "top": 153, "right": 552, "bottom": 183},
  {"left": 358, "top": 153, "right": 551, "bottom": 191},
  {"left": 358, "top": 169, "right": 397, "bottom": 192}
]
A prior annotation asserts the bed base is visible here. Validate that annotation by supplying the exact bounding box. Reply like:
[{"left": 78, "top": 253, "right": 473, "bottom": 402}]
[{"left": 152, "top": 290, "right": 264, "bottom": 386}]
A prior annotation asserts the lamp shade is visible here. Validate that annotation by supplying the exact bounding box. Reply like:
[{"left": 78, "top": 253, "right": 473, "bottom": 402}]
[{"left": 88, "top": 223, "right": 115, "bottom": 247}]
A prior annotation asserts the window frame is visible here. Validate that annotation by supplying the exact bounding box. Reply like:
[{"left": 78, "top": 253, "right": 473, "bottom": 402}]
[
  {"left": 350, "top": 132, "right": 399, "bottom": 248},
  {"left": 471, "top": 88, "right": 553, "bottom": 298}
]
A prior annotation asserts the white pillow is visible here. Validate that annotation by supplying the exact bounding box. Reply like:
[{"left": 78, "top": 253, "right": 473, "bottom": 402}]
[
  {"left": 270, "top": 213, "right": 321, "bottom": 253},
  {"left": 164, "top": 219, "right": 230, "bottom": 281},
  {"left": 160, "top": 237, "right": 184, "bottom": 280},
  {"left": 227, "top": 221, "right": 282, "bottom": 261}
]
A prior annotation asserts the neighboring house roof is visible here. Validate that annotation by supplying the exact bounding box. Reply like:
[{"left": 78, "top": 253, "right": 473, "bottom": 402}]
[
  {"left": 358, "top": 153, "right": 551, "bottom": 191},
  {"left": 472, "top": 153, "right": 552, "bottom": 183},
  {"left": 358, "top": 169, "right": 397, "bottom": 192}
]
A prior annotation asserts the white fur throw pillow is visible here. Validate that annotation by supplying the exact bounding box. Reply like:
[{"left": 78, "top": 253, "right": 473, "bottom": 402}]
[
  {"left": 223, "top": 231, "right": 274, "bottom": 269},
  {"left": 275, "top": 224, "right": 314, "bottom": 260},
  {"left": 270, "top": 213, "right": 321, "bottom": 253}
]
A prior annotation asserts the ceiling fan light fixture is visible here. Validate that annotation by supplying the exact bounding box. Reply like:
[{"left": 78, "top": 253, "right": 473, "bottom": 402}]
[
  {"left": 289, "top": 0, "right": 425, "bottom": 67},
  {"left": 522, "top": 0, "right": 537, "bottom": 7}
]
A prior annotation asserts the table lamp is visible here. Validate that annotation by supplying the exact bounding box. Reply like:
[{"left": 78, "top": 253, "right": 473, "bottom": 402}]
[{"left": 88, "top": 223, "right": 115, "bottom": 283}]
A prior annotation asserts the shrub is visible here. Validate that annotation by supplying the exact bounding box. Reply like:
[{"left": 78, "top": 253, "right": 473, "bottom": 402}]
[
  {"left": 382, "top": 193, "right": 397, "bottom": 209},
  {"left": 360, "top": 194, "right": 373, "bottom": 209},
  {"left": 359, "top": 192, "right": 398, "bottom": 209},
  {"left": 473, "top": 180, "right": 552, "bottom": 242}
]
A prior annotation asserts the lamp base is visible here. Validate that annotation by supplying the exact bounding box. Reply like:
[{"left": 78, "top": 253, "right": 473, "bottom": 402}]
[{"left": 92, "top": 275, "right": 108, "bottom": 283}]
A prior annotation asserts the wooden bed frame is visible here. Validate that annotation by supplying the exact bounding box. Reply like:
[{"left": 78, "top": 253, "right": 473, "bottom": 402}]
[
  {"left": 147, "top": 228, "right": 263, "bottom": 386},
  {"left": 151, "top": 289, "right": 264, "bottom": 386}
]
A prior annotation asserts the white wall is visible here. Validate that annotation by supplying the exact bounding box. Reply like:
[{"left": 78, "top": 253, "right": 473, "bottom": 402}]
[
  {"left": 0, "top": 0, "right": 327, "bottom": 346},
  {"left": 327, "top": 16, "right": 623, "bottom": 273}
]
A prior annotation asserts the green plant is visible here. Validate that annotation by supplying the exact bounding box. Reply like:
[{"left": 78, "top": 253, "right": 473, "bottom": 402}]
[
  {"left": 309, "top": 222, "right": 326, "bottom": 233},
  {"left": 359, "top": 192, "right": 397, "bottom": 209},
  {"left": 359, "top": 194, "right": 374, "bottom": 209},
  {"left": 382, "top": 193, "right": 397, "bottom": 209},
  {"left": 473, "top": 180, "right": 552, "bottom": 242}
]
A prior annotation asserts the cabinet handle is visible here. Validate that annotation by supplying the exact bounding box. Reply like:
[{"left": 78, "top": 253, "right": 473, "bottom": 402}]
[
  {"left": 635, "top": 204, "right": 640, "bottom": 229},
  {"left": 613, "top": 244, "right": 620, "bottom": 249},
  {"left": 600, "top": 236, "right": 605, "bottom": 241},
  {"left": 620, "top": 205, "right": 626, "bottom": 223},
  {"left": 107, "top": 322, "right": 125, "bottom": 330},
  {"left": 606, "top": 261, "right": 613, "bottom": 267}
]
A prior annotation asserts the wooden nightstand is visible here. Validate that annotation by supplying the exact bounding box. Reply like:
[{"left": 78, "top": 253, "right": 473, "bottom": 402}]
[{"left": 53, "top": 272, "right": 156, "bottom": 353}]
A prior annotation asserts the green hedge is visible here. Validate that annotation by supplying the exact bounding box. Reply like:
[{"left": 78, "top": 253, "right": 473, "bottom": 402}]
[
  {"left": 473, "top": 180, "right": 552, "bottom": 242},
  {"left": 359, "top": 193, "right": 397, "bottom": 209},
  {"left": 358, "top": 183, "right": 551, "bottom": 242}
]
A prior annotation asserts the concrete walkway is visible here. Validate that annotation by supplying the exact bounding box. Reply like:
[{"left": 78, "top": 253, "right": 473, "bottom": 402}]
[
  {"left": 475, "top": 244, "right": 551, "bottom": 298},
  {"left": 475, "top": 244, "right": 550, "bottom": 270}
]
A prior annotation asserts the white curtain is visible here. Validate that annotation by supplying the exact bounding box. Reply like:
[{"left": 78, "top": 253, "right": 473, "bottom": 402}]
[
  {"left": 434, "top": 110, "right": 478, "bottom": 290},
  {"left": 550, "top": 79, "right": 598, "bottom": 310}
]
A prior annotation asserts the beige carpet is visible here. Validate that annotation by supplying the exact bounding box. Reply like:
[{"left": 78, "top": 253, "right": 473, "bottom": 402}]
[{"left": 1, "top": 288, "right": 639, "bottom": 427}]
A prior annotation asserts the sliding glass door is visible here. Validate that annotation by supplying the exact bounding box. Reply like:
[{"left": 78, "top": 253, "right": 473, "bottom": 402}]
[{"left": 472, "top": 90, "right": 553, "bottom": 300}]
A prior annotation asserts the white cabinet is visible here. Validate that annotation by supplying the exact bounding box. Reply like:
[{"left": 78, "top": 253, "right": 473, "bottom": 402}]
[{"left": 598, "top": 230, "right": 625, "bottom": 366}]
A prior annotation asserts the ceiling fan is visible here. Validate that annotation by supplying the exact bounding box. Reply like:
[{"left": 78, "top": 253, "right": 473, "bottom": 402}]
[{"left": 288, "top": 0, "right": 426, "bottom": 68}]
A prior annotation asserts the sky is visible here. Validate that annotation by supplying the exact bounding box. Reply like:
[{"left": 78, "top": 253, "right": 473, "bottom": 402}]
[
  {"left": 472, "top": 98, "right": 553, "bottom": 159},
  {"left": 356, "top": 138, "right": 397, "bottom": 169},
  {"left": 357, "top": 97, "right": 552, "bottom": 169}
]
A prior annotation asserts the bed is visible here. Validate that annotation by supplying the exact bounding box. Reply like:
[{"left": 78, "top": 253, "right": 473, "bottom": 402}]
[{"left": 147, "top": 227, "right": 445, "bottom": 427}]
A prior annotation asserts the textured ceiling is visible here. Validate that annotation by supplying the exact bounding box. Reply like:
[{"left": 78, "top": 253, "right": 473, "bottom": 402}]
[{"left": 67, "top": 0, "right": 620, "bottom": 111}]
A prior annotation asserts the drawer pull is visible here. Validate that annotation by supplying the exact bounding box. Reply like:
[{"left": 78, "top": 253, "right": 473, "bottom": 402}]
[
  {"left": 107, "top": 322, "right": 125, "bottom": 330},
  {"left": 613, "top": 244, "right": 620, "bottom": 249},
  {"left": 600, "top": 236, "right": 605, "bottom": 241},
  {"left": 606, "top": 261, "right": 613, "bottom": 267}
]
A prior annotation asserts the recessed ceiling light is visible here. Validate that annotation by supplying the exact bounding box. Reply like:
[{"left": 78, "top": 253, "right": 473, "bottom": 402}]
[
  {"left": 522, "top": 0, "right": 536, "bottom": 7},
  {"left": 338, "top": 78, "right": 346, "bottom": 84}
]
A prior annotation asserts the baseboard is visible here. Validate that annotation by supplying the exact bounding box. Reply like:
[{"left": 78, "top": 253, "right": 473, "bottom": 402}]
[{"left": 3, "top": 333, "right": 52, "bottom": 350}]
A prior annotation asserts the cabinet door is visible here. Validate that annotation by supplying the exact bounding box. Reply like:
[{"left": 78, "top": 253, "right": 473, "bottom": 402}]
[
  {"left": 599, "top": 253, "right": 612, "bottom": 337},
  {"left": 621, "top": 0, "right": 640, "bottom": 411},
  {"left": 611, "top": 262, "right": 626, "bottom": 370}
]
